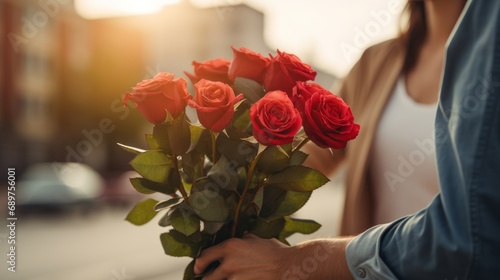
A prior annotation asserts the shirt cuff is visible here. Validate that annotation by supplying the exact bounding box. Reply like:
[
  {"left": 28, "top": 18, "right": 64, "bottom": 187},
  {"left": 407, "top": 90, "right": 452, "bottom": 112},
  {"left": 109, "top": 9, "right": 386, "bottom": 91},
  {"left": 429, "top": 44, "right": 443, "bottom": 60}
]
[{"left": 345, "top": 223, "right": 398, "bottom": 279}]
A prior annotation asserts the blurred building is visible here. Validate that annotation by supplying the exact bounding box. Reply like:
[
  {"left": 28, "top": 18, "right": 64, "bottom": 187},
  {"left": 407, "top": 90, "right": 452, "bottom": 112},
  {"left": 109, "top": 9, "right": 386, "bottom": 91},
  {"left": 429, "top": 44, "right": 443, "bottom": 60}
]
[
  {"left": 148, "top": 1, "right": 335, "bottom": 88},
  {"left": 1, "top": 0, "right": 64, "bottom": 174},
  {"left": 0, "top": 0, "right": 335, "bottom": 180},
  {"left": 0, "top": 0, "right": 146, "bottom": 177}
]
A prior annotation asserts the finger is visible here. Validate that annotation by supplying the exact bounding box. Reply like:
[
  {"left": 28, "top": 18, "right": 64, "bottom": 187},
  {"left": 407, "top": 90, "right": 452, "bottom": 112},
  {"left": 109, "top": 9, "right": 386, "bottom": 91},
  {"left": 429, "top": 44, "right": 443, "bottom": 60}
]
[
  {"left": 242, "top": 233, "right": 258, "bottom": 239},
  {"left": 194, "top": 245, "right": 225, "bottom": 275},
  {"left": 201, "top": 264, "right": 229, "bottom": 280}
]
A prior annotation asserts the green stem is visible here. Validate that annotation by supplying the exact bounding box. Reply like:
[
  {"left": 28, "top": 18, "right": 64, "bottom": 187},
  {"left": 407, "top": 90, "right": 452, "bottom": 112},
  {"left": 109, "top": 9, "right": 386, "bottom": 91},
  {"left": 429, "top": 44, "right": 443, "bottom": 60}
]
[
  {"left": 210, "top": 131, "right": 217, "bottom": 164},
  {"left": 178, "top": 182, "right": 189, "bottom": 200},
  {"left": 172, "top": 156, "right": 189, "bottom": 200},
  {"left": 293, "top": 138, "right": 310, "bottom": 153},
  {"left": 242, "top": 182, "right": 263, "bottom": 214},
  {"left": 200, "top": 156, "right": 206, "bottom": 177},
  {"left": 231, "top": 151, "right": 263, "bottom": 237}
]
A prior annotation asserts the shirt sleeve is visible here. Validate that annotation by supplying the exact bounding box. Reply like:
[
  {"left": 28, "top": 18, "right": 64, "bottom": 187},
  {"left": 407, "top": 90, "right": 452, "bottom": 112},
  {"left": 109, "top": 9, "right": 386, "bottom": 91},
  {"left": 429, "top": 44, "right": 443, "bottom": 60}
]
[
  {"left": 345, "top": 0, "right": 500, "bottom": 279},
  {"left": 345, "top": 194, "right": 473, "bottom": 280},
  {"left": 345, "top": 222, "right": 398, "bottom": 280}
]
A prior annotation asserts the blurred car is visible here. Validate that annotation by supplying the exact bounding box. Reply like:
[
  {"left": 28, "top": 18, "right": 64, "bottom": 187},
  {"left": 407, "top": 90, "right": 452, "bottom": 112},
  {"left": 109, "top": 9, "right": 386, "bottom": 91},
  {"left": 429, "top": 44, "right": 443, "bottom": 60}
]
[{"left": 18, "top": 162, "right": 105, "bottom": 213}]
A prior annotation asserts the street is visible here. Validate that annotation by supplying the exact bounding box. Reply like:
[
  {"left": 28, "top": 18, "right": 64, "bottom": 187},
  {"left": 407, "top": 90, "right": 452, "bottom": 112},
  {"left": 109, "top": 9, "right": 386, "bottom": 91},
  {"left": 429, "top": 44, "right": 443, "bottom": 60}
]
[{"left": 0, "top": 181, "right": 343, "bottom": 280}]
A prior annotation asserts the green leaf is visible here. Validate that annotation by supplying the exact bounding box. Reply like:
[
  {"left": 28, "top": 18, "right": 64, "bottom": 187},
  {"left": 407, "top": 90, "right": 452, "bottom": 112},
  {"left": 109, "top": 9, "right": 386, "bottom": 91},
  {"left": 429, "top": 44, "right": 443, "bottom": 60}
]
[
  {"left": 158, "top": 211, "right": 172, "bottom": 227},
  {"left": 233, "top": 97, "right": 246, "bottom": 110},
  {"left": 226, "top": 100, "right": 253, "bottom": 138},
  {"left": 266, "top": 165, "right": 329, "bottom": 192},
  {"left": 160, "top": 230, "right": 199, "bottom": 258},
  {"left": 194, "top": 129, "right": 213, "bottom": 156},
  {"left": 125, "top": 198, "right": 159, "bottom": 226},
  {"left": 289, "top": 151, "right": 309, "bottom": 166},
  {"left": 168, "top": 166, "right": 183, "bottom": 193},
  {"left": 271, "top": 191, "right": 311, "bottom": 219},
  {"left": 190, "top": 177, "right": 217, "bottom": 193},
  {"left": 225, "top": 192, "right": 239, "bottom": 209},
  {"left": 182, "top": 180, "right": 193, "bottom": 193},
  {"left": 188, "top": 123, "right": 206, "bottom": 153},
  {"left": 279, "top": 217, "right": 321, "bottom": 240},
  {"left": 207, "top": 155, "right": 239, "bottom": 191},
  {"left": 170, "top": 203, "right": 200, "bottom": 236},
  {"left": 184, "top": 260, "right": 196, "bottom": 280},
  {"left": 216, "top": 133, "right": 256, "bottom": 167},
  {"left": 130, "top": 151, "right": 172, "bottom": 183},
  {"left": 203, "top": 221, "right": 225, "bottom": 235},
  {"left": 130, "top": 177, "right": 177, "bottom": 195},
  {"left": 256, "top": 144, "right": 292, "bottom": 174},
  {"left": 277, "top": 237, "right": 290, "bottom": 246},
  {"left": 260, "top": 186, "right": 284, "bottom": 218},
  {"left": 154, "top": 197, "right": 183, "bottom": 211},
  {"left": 145, "top": 134, "right": 161, "bottom": 150},
  {"left": 232, "top": 108, "right": 251, "bottom": 131},
  {"left": 182, "top": 149, "right": 205, "bottom": 183},
  {"left": 153, "top": 124, "right": 172, "bottom": 154},
  {"left": 129, "top": 178, "right": 155, "bottom": 194},
  {"left": 189, "top": 189, "right": 230, "bottom": 222},
  {"left": 117, "top": 143, "right": 145, "bottom": 154},
  {"left": 233, "top": 77, "right": 265, "bottom": 104},
  {"left": 167, "top": 113, "right": 191, "bottom": 155},
  {"left": 253, "top": 186, "right": 264, "bottom": 213},
  {"left": 292, "top": 128, "right": 308, "bottom": 143},
  {"left": 260, "top": 186, "right": 312, "bottom": 220},
  {"left": 250, "top": 217, "right": 286, "bottom": 239}
]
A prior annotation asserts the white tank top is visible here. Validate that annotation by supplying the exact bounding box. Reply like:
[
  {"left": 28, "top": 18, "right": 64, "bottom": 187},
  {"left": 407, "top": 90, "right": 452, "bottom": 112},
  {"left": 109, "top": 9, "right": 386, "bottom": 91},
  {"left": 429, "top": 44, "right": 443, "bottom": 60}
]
[{"left": 370, "top": 76, "right": 440, "bottom": 225}]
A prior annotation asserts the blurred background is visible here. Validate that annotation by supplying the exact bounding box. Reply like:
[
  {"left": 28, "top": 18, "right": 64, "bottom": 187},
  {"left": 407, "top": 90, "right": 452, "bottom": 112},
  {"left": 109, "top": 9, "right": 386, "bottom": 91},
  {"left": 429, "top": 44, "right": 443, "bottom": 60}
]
[{"left": 0, "top": 0, "right": 403, "bottom": 279}]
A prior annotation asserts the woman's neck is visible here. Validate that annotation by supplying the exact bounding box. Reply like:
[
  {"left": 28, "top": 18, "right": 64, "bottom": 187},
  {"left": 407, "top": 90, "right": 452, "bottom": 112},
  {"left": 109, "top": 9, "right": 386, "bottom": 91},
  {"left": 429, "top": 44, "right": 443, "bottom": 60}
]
[{"left": 424, "top": 0, "right": 467, "bottom": 46}]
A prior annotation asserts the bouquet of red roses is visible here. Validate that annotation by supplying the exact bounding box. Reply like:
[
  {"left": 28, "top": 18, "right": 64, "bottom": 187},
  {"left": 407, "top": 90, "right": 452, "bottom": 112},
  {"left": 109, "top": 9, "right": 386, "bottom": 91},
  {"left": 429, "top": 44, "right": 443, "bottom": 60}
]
[{"left": 120, "top": 47, "right": 359, "bottom": 279}]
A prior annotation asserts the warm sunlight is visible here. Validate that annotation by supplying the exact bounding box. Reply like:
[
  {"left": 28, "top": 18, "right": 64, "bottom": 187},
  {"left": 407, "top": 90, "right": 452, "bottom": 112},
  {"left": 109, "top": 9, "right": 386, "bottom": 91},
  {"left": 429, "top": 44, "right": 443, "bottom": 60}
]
[{"left": 74, "top": 0, "right": 180, "bottom": 19}]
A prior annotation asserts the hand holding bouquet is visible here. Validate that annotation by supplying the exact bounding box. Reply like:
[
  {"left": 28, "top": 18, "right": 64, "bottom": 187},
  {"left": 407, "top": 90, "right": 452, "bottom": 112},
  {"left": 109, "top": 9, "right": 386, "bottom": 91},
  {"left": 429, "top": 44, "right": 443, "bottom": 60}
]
[{"left": 120, "top": 47, "right": 359, "bottom": 279}]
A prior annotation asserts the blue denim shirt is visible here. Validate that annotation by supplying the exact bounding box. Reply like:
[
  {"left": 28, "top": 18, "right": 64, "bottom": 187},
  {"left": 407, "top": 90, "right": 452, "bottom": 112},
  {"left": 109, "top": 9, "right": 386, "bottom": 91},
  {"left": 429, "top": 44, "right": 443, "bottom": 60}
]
[{"left": 346, "top": 0, "right": 500, "bottom": 279}]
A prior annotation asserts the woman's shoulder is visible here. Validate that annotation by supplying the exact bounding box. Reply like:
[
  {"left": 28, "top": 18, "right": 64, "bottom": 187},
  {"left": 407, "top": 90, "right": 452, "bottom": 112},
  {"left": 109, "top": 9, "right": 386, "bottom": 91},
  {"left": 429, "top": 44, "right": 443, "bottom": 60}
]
[
  {"left": 344, "top": 38, "right": 405, "bottom": 86},
  {"left": 359, "top": 38, "right": 405, "bottom": 67},
  {"left": 338, "top": 38, "right": 404, "bottom": 105}
]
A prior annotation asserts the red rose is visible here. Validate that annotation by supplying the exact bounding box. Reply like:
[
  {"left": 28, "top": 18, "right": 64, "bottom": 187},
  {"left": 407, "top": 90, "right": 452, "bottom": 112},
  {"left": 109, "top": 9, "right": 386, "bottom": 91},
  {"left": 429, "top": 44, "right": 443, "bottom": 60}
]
[
  {"left": 228, "top": 47, "right": 271, "bottom": 83},
  {"left": 250, "top": 91, "right": 302, "bottom": 146},
  {"left": 263, "top": 50, "right": 317, "bottom": 95},
  {"left": 188, "top": 79, "right": 244, "bottom": 132},
  {"left": 123, "top": 72, "right": 191, "bottom": 124},
  {"left": 292, "top": 82, "right": 330, "bottom": 112},
  {"left": 185, "top": 58, "right": 231, "bottom": 85},
  {"left": 302, "top": 92, "right": 360, "bottom": 149}
]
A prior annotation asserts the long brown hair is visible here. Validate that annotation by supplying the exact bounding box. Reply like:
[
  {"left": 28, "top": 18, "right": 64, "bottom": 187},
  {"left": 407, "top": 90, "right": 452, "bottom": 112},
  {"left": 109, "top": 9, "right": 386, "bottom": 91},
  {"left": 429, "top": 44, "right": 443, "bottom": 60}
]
[{"left": 401, "top": 1, "right": 427, "bottom": 73}]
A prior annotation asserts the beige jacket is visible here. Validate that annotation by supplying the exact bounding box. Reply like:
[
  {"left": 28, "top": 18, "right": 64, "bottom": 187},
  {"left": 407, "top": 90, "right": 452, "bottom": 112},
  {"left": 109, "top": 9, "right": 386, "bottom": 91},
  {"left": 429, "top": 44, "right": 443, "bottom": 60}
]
[{"left": 337, "top": 38, "right": 406, "bottom": 235}]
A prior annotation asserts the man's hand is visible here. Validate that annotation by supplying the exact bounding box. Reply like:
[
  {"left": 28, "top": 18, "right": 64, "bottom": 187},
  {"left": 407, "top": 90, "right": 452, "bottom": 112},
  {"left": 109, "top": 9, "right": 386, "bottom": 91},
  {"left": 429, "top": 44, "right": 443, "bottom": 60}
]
[
  {"left": 194, "top": 234, "right": 288, "bottom": 280},
  {"left": 194, "top": 234, "right": 354, "bottom": 280}
]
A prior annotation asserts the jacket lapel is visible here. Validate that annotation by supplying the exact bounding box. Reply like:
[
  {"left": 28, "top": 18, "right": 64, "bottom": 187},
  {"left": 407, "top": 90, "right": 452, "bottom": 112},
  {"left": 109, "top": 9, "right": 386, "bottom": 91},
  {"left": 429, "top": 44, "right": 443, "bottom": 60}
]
[{"left": 342, "top": 40, "right": 406, "bottom": 235}]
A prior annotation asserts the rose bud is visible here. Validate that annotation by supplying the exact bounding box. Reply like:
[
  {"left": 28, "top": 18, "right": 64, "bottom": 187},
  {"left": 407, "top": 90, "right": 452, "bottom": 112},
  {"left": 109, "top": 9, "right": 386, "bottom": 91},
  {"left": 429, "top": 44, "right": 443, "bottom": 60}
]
[
  {"left": 228, "top": 47, "right": 271, "bottom": 83},
  {"left": 184, "top": 58, "right": 232, "bottom": 85},
  {"left": 263, "top": 50, "right": 317, "bottom": 95},
  {"left": 302, "top": 92, "right": 360, "bottom": 149},
  {"left": 250, "top": 90, "right": 302, "bottom": 146},
  {"left": 188, "top": 79, "right": 244, "bottom": 132},
  {"left": 292, "top": 82, "right": 330, "bottom": 113},
  {"left": 123, "top": 72, "right": 191, "bottom": 124}
]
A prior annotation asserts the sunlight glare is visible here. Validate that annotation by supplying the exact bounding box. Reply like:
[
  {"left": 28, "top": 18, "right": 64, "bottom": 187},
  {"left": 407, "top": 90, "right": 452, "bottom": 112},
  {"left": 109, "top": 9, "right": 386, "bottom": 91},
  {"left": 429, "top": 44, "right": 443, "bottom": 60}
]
[{"left": 75, "top": 0, "right": 180, "bottom": 19}]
